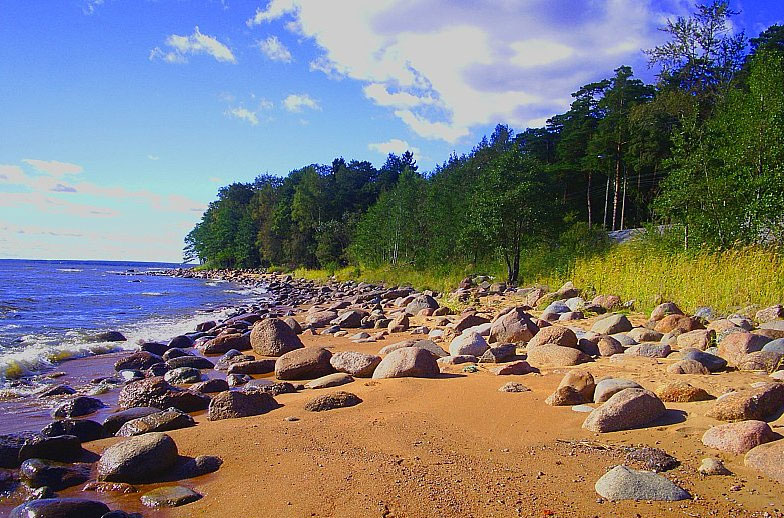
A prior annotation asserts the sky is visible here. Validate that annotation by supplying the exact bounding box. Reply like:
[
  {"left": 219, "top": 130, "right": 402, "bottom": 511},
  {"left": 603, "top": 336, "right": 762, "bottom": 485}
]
[{"left": 1, "top": 0, "right": 782, "bottom": 263}]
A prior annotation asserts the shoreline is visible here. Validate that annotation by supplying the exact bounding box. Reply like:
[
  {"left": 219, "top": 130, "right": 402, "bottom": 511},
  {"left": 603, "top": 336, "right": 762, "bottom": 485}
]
[{"left": 2, "top": 273, "right": 784, "bottom": 516}]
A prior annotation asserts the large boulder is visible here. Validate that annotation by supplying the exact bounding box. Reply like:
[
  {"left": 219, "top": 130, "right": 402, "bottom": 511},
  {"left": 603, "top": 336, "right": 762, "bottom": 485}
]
[
  {"left": 116, "top": 407, "right": 195, "bottom": 436},
  {"left": 591, "top": 314, "right": 632, "bottom": 335},
  {"left": 372, "top": 347, "right": 440, "bottom": 379},
  {"left": 756, "top": 305, "right": 784, "bottom": 323},
  {"left": 51, "top": 396, "right": 104, "bottom": 418},
  {"left": 527, "top": 326, "right": 578, "bottom": 349},
  {"left": 330, "top": 351, "right": 382, "bottom": 377},
  {"left": 305, "top": 310, "right": 338, "bottom": 328},
  {"left": 680, "top": 348, "right": 727, "bottom": 372},
  {"left": 654, "top": 314, "right": 704, "bottom": 334},
  {"left": 745, "top": 440, "right": 784, "bottom": 483},
  {"left": 0, "top": 432, "right": 37, "bottom": 468},
  {"left": 737, "top": 351, "right": 784, "bottom": 373},
  {"left": 595, "top": 465, "right": 690, "bottom": 501},
  {"left": 207, "top": 390, "right": 279, "bottom": 421},
  {"left": 702, "top": 420, "right": 775, "bottom": 454},
  {"left": 226, "top": 359, "right": 276, "bottom": 375},
  {"left": 705, "top": 383, "right": 784, "bottom": 421},
  {"left": 650, "top": 303, "right": 683, "bottom": 322},
  {"left": 117, "top": 377, "right": 210, "bottom": 412},
  {"left": 274, "top": 347, "right": 333, "bottom": 380},
  {"left": 102, "top": 407, "right": 160, "bottom": 435},
  {"left": 489, "top": 308, "right": 539, "bottom": 344},
  {"left": 718, "top": 332, "right": 770, "bottom": 366},
  {"left": 18, "top": 434, "right": 82, "bottom": 463},
  {"left": 454, "top": 314, "right": 490, "bottom": 334},
  {"left": 114, "top": 351, "right": 163, "bottom": 371},
  {"left": 96, "top": 432, "right": 178, "bottom": 483},
  {"left": 582, "top": 388, "right": 666, "bottom": 433},
  {"left": 449, "top": 332, "right": 488, "bottom": 357},
  {"left": 624, "top": 343, "right": 671, "bottom": 358},
  {"left": 304, "top": 391, "right": 362, "bottom": 412},
  {"left": 9, "top": 498, "right": 110, "bottom": 518},
  {"left": 655, "top": 381, "right": 712, "bottom": 402},
  {"left": 41, "top": 419, "right": 105, "bottom": 443},
  {"left": 20, "top": 458, "right": 91, "bottom": 490},
  {"left": 594, "top": 379, "right": 642, "bottom": 403},
  {"left": 165, "top": 355, "right": 214, "bottom": 370},
  {"left": 331, "top": 309, "right": 367, "bottom": 329},
  {"left": 526, "top": 345, "right": 589, "bottom": 368},
  {"left": 676, "top": 329, "right": 715, "bottom": 351},
  {"left": 546, "top": 370, "right": 595, "bottom": 406},
  {"left": 201, "top": 333, "right": 250, "bottom": 354},
  {"left": 405, "top": 294, "right": 439, "bottom": 315},
  {"left": 666, "top": 359, "right": 710, "bottom": 375},
  {"left": 250, "top": 318, "right": 304, "bottom": 357}
]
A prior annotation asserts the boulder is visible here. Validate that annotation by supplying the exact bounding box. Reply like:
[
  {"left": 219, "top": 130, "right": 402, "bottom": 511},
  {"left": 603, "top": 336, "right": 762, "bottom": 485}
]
[
  {"left": 449, "top": 332, "right": 488, "bottom": 357},
  {"left": 558, "top": 369, "right": 595, "bottom": 401},
  {"left": 41, "top": 419, "right": 105, "bottom": 443},
  {"left": 387, "top": 314, "right": 409, "bottom": 333},
  {"left": 283, "top": 317, "right": 303, "bottom": 334},
  {"left": 527, "top": 326, "right": 578, "bottom": 349},
  {"left": 625, "top": 343, "right": 671, "bottom": 358},
  {"left": 37, "top": 384, "right": 76, "bottom": 398},
  {"left": 51, "top": 396, "right": 104, "bottom": 418},
  {"left": 736, "top": 351, "right": 783, "bottom": 373},
  {"left": 650, "top": 302, "right": 683, "bottom": 322},
  {"left": 705, "top": 383, "right": 784, "bottom": 421},
  {"left": 164, "top": 367, "right": 202, "bottom": 385},
  {"left": 0, "top": 432, "right": 36, "bottom": 468},
  {"left": 592, "top": 294, "right": 621, "bottom": 311},
  {"left": 331, "top": 310, "right": 367, "bottom": 329},
  {"left": 545, "top": 386, "right": 586, "bottom": 406},
  {"left": 702, "top": 420, "right": 775, "bottom": 454},
  {"left": 666, "top": 359, "right": 710, "bottom": 375},
  {"left": 96, "top": 432, "right": 178, "bottom": 483},
  {"left": 117, "top": 377, "right": 210, "bottom": 412},
  {"left": 718, "top": 332, "right": 770, "bottom": 366},
  {"left": 583, "top": 388, "right": 666, "bottom": 433},
  {"left": 201, "top": 333, "right": 251, "bottom": 354},
  {"left": 94, "top": 331, "right": 127, "bottom": 342},
  {"left": 115, "top": 407, "right": 195, "bottom": 436},
  {"left": 756, "top": 305, "right": 784, "bottom": 323},
  {"left": 595, "top": 465, "right": 690, "bottom": 501},
  {"left": 226, "top": 359, "right": 276, "bottom": 375},
  {"left": 207, "top": 390, "right": 278, "bottom": 421},
  {"left": 141, "top": 485, "right": 202, "bottom": 508},
  {"left": 654, "top": 314, "right": 704, "bottom": 334},
  {"left": 372, "top": 347, "right": 440, "bottom": 379},
  {"left": 329, "top": 351, "right": 382, "bottom": 377},
  {"left": 591, "top": 314, "right": 632, "bottom": 335},
  {"left": 250, "top": 318, "right": 304, "bottom": 357},
  {"left": 165, "top": 355, "right": 214, "bottom": 370},
  {"left": 192, "top": 378, "right": 230, "bottom": 393},
  {"left": 18, "top": 434, "right": 82, "bottom": 463},
  {"left": 699, "top": 457, "right": 732, "bottom": 476},
  {"left": 305, "top": 310, "right": 339, "bottom": 328},
  {"left": 438, "top": 355, "right": 478, "bottom": 365},
  {"left": 593, "top": 378, "right": 642, "bottom": 403},
  {"left": 596, "top": 335, "right": 625, "bottom": 357},
  {"left": 274, "top": 347, "right": 333, "bottom": 380},
  {"left": 168, "top": 335, "right": 194, "bottom": 349},
  {"left": 490, "top": 360, "right": 535, "bottom": 375},
  {"left": 745, "top": 440, "right": 784, "bottom": 483},
  {"left": 526, "top": 345, "right": 589, "bottom": 368},
  {"left": 405, "top": 294, "right": 439, "bottom": 315},
  {"left": 627, "top": 328, "right": 663, "bottom": 343},
  {"left": 20, "top": 458, "right": 91, "bottom": 490},
  {"left": 454, "top": 314, "right": 490, "bottom": 334},
  {"left": 9, "top": 498, "right": 110, "bottom": 518},
  {"left": 304, "top": 373, "right": 354, "bottom": 389},
  {"left": 478, "top": 343, "right": 516, "bottom": 363},
  {"left": 102, "top": 407, "right": 160, "bottom": 435},
  {"left": 680, "top": 348, "right": 727, "bottom": 372},
  {"left": 489, "top": 307, "right": 539, "bottom": 344},
  {"left": 762, "top": 338, "right": 784, "bottom": 354},
  {"left": 304, "top": 391, "right": 362, "bottom": 412},
  {"left": 676, "top": 329, "right": 714, "bottom": 351},
  {"left": 655, "top": 381, "right": 712, "bottom": 402},
  {"left": 114, "top": 351, "right": 163, "bottom": 371}
]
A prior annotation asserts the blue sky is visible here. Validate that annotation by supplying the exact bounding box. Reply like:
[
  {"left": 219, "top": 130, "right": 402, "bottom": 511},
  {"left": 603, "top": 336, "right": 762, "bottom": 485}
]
[{"left": 1, "top": 0, "right": 782, "bottom": 262}]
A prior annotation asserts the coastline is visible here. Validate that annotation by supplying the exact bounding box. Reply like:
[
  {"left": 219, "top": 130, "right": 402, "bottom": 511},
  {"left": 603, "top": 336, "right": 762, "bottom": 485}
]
[{"left": 2, "top": 272, "right": 784, "bottom": 517}]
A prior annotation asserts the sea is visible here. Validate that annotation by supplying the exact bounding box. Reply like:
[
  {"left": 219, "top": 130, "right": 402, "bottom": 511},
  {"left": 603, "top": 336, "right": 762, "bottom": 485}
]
[{"left": 0, "top": 259, "right": 261, "bottom": 392}]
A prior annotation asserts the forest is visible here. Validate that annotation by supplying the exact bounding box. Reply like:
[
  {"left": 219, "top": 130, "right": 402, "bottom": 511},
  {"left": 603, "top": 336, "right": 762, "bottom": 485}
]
[{"left": 184, "top": 2, "right": 784, "bottom": 285}]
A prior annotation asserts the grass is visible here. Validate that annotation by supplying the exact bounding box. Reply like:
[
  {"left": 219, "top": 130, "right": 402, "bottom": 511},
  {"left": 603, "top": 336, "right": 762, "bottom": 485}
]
[{"left": 291, "top": 243, "right": 784, "bottom": 317}]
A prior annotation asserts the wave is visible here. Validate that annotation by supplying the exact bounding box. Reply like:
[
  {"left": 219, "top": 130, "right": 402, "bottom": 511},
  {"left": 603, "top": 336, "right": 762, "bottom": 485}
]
[
  {"left": 56, "top": 268, "right": 83, "bottom": 273},
  {"left": 141, "top": 292, "right": 166, "bottom": 296}
]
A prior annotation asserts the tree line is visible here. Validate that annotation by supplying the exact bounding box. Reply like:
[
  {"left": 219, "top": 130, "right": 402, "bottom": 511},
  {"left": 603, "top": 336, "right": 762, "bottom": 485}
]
[{"left": 185, "top": 2, "right": 784, "bottom": 283}]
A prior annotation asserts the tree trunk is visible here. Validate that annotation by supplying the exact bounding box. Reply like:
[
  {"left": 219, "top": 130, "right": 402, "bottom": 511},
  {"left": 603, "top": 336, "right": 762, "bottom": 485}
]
[
  {"left": 603, "top": 174, "right": 610, "bottom": 229},
  {"left": 612, "top": 143, "right": 621, "bottom": 231},
  {"left": 587, "top": 171, "right": 592, "bottom": 228}
]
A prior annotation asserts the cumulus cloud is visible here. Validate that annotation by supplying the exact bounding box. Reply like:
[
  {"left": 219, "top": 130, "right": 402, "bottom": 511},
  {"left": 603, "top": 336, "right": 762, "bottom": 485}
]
[
  {"left": 83, "top": 0, "right": 104, "bottom": 15},
  {"left": 257, "top": 35, "right": 293, "bottom": 62},
  {"left": 245, "top": 0, "right": 687, "bottom": 143},
  {"left": 283, "top": 93, "right": 320, "bottom": 112},
  {"left": 150, "top": 26, "right": 236, "bottom": 64},
  {"left": 225, "top": 106, "right": 260, "bottom": 125},
  {"left": 368, "top": 138, "right": 420, "bottom": 157}
]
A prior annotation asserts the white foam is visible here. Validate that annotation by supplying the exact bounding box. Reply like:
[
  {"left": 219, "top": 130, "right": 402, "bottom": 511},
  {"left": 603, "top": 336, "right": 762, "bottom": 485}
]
[{"left": 56, "top": 268, "right": 83, "bottom": 272}]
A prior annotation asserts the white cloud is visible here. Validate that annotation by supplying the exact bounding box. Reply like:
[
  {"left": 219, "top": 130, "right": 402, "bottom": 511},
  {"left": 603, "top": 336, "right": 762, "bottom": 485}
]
[
  {"left": 147, "top": 155, "right": 160, "bottom": 161},
  {"left": 246, "top": 0, "right": 687, "bottom": 142},
  {"left": 83, "top": 0, "right": 104, "bottom": 15},
  {"left": 225, "top": 106, "right": 260, "bottom": 125},
  {"left": 283, "top": 93, "right": 320, "bottom": 112},
  {"left": 22, "top": 159, "right": 83, "bottom": 177},
  {"left": 150, "top": 26, "right": 236, "bottom": 64},
  {"left": 256, "top": 35, "right": 293, "bottom": 62},
  {"left": 368, "top": 139, "right": 420, "bottom": 157}
]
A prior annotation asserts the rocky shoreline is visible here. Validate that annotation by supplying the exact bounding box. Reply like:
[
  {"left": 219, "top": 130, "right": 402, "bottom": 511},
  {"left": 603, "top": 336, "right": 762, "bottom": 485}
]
[{"left": 2, "top": 270, "right": 784, "bottom": 517}]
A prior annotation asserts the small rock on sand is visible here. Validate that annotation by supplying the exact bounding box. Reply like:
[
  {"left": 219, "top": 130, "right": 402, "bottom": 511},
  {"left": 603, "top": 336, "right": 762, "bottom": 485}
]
[
  {"left": 595, "top": 465, "right": 690, "bottom": 501},
  {"left": 304, "top": 391, "right": 362, "bottom": 412},
  {"left": 498, "top": 382, "right": 530, "bottom": 393}
]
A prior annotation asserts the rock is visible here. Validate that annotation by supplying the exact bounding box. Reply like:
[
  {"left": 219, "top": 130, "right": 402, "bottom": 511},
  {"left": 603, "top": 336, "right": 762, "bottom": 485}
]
[
  {"left": 329, "top": 351, "right": 382, "bottom": 377},
  {"left": 595, "top": 465, "right": 690, "bottom": 501},
  {"left": 102, "top": 407, "right": 160, "bottom": 435},
  {"left": 624, "top": 447, "right": 679, "bottom": 472},
  {"left": 736, "top": 351, "right": 784, "bottom": 373},
  {"left": 9, "top": 498, "right": 110, "bottom": 518},
  {"left": 527, "top": 326, "right": 578, "bottom": 349},
  {"left": 165, "top": 355, "right": 214, "bottom": 370},
  {"left": 702, "top": 420, "right": 775, "bottom": 454},
  {"left": 680, "top": 348, "right": 727, "bottom": 372},
  {"left": 655, "top": 381, "right": 712, "bottom": 402},
  {"left": 96, "top": 432, "right": 178, "bottom": 483},
  {"left": 95, "top": 331, "right": 127, "bottom": 342},
  {"left": 526, "top": 345, "right": 589, "bottom": 368},
  {"left": 650, "top": 302, "right": 683, "bottom": 322},
  {"left": 627, "top": 328, "right": 663, "bottom": 343},
  {"left": 18, "top": 435, "right": 82, "bottom": 463},
  {"left": 438, "top": 355, "right": 478, "bottom": 365},
  {"left": 117, "top": 377, "right": 210, "bottom": 412},
  {"left": 168, "top": 335, "right": 194, "bottom": 349},
  {"left": 542, "top": 301, "right": 570, "bottom": 315},
  {"left": 718, "top": 332, "right": 770, "bottom": 366},
  {"left": 762, "top": 338, "right": 784, "bottom": 354},
  {"left": 226, "top": 359, "right": 276, "bottom": 375},
  {"left": 387, "top": 313, "right": 409, "bottom": 333},
  {"left": 141, "top": 485, "right": 202, "bottom": 508},
  {"left": 213, "top": 350, "right": 254, "bottom": 371},
  {"left": 449, "top": 332, "right": 488, "bottom": 357},
  {"left": 51, "top": 396, "right": 104, "bottom": 418},
  {"left": 454, "top": 314, "right": 490, "bottom": 334},
  {"left": 757, "top": 305, "right": 784, "bottom": 323},
  {"left": 201, "top": 333, "right": 250, "bottom": 354},
  {"left": 596, "top": 336, "right": 625, "bottom": 357},
  {"left": 744, "top": 440, "right": 784, "bottom": 483},
  {"left": 0, "top": 432, "right": 36, "bottom": 468},
  {"left": 114, "top": 351, "right": 163, "bottom": 371},
  {"left": 625, "top": 343, "right": 671, "bottom": 358},
  {"left": 676, "top": 329, "right": 714, "bottom": 351},
  {"left": 654, "top": 314, "right": 704, "bottom": 334},
  {"left": 478, "top": 343, "right": 516, "bottom": 363},
  {"left": 558, "top": 369, "right": 595, "bottom": 401},
  {"left": 192, "top": 379, "right": 230, "bottom": 393},
  {"left": 82, "top": 480, "right": 138, "bottom": 493},
  {"left": 207, "top": 390, "right": 278, "bottom": 421},
  {"left": 274, "top": 347, "right": 333, "bottom": 380},
  {"left": 37, "top": 384, "right": 76, "bottom": 398},
  {"left": 499, "top": 382, "right": 530, "bottom": 392},
  {"left": 20, "top": 458, "right": 90, "bottom": 490},
  {"left": 330, "top": 309, "right": 367, "bottom": 329},
  {"left": 305, "top": 310, "right": 338, "bottom": 328},
  {"left": 699, "top": 457, "right": 731, "bottom": 475},
  {"left": 592, "top": 294, "right": 621, "bottom": 311},
  {"left": 594, "top": 379, "right": 642, "bottom": 403},
  {"left": 489, "top": 307, "right": 539, "bottom": 344},
  {"left": 490, "top": 360, "right": 535, "bottom": 375},
  {"left": 705, "top": 382, "right": 784, "bottom": 421},
  {"left": 245, "top": 381, "right": 297, "bottom": 396},
  {"left": 591, "top": 314, "right": 632, "bottom": 335},
  {"left": 408, "top": 339, "right": 448, "bottom": 358},
  {"left": 372, "top": 347, "right": 440, "bottom": 379},
  {"left": 583, "top": 388, "right": 666, "bottom": 432},
  {"left": 41, "top": 419, "right": 105, "bottom": 443},
  {"left": 304, "top": 373, "right": 354, "bottom": 389},
  {"left": 611, "top": 333, "right": 638, "bottom": 346},
  {"left": 405, "top": 294, "right": 439, "bottom": 315},
  {"left": 666, "top": 359, "right": 710, "bottom": 375},
  {"left": 250, "top": 318, "right": 305, "bottom": 356},
  {"left": 546, "top": 386, "right": 586, "bottom": 406},
  {"left": 163, "top": 367, "right": 202, "bottom": 385},
  {"left": 304, "top": 391, "right": 362, "bottom": 412},
  {"left": 115, "top": 407, "right": 195, "bottom": 436}
]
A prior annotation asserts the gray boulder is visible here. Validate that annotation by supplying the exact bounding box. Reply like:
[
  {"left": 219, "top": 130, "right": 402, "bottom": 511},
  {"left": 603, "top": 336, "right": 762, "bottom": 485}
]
[
  {"left": 96, "top": 432, "right": 179, "bottom": 483},
  {"left": 583, "top": 388, "right": 666, "bottom": 433},
  {"left": 250, "top": 318, "right": 304, "bottom": 356},
  {"left": 372, "top": 347, "right": 440, "bottom": 379},
  {"left": 274, "top": 347, "right": 333, "bottom": 380},
  {"left": 207, "top": 390, "right": 279, "bottom": 421},
  {"left": 9, "top": 498, "right": 110, "bottom": 518},
  {"left": 591, "top": 314, "right": 632, "bottom": 335},
  {"left": 329, "top": 351, "right": 382, "bottom": 377},
  {"left": 115, "top": 407, "right": 195, "bottom": 436},
  {"left": 595, "top": 465, "right": 690, "bottom": 501}
]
